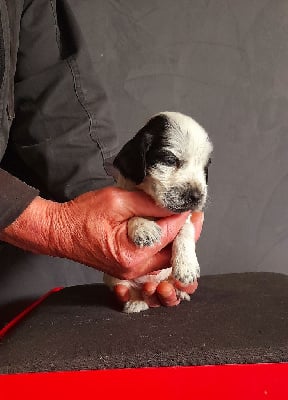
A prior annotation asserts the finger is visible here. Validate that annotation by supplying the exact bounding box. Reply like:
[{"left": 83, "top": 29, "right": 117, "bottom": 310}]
[
  {"left": 113, "top": 284, "right": 130, "bottom": 303},
  {"left": 133, "top": 247, "right": 172, "bottom": 276},
  {"left": 174, "top": 279, "right": 199, "bottom": 294},
  {"left": 142, "top": 282, "right": 161, "bottom": 307},
  {"left": 156, "top": 281, "right": 180, "bottom": 307},
  {"left": 190, "top": 211, "right": 204, "bottom": 242}
]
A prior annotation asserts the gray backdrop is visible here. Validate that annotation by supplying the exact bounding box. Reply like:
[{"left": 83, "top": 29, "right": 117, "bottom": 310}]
[{"left": 1, "top": 0, "right": 287, "bottom": 306}]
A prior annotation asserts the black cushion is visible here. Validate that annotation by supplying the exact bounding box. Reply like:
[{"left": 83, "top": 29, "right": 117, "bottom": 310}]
[{"left": 0, "top": 273, "right": 287, "bottom": 373}]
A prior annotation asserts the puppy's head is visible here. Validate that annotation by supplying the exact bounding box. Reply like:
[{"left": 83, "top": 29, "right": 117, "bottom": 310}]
[{"left": 114, "top": 112, "right": 213, "bottom": 212}]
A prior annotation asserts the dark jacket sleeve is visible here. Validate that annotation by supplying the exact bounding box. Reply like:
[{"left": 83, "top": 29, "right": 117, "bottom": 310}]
[
  {"left": 0, "top": 0, "right": 39, "bottom": 230},
  {"left": 0, "top": 169, "right": 39, "bottom": 230},
  {"left": 3, "top": 0, "right": 118, "bottom": 203}
]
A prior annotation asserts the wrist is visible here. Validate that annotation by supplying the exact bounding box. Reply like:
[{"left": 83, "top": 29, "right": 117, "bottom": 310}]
[{"left": 0, "top": 196, "right": 62, "bottom": 255}]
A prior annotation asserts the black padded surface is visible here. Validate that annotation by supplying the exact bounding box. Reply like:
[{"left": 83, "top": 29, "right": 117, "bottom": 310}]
[{"left": 0, "top": 273, "right": 287, "bottom": 374}]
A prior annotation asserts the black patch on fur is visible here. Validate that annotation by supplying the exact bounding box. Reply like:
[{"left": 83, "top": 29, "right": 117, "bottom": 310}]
[
  {"left": 113, "top": 133, "right": 152, "bottom": 184},
  {"left": 146, "top": 149, "right": 182, "bottom": 169},
  {"left": 113, "top": 114, "right": 171, "bottom": 184}
]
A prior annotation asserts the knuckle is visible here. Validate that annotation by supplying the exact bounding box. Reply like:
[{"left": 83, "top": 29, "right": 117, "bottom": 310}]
[
  {"left": 101, "top": 186, "right": 116, "bottom": 201},
  {"left": 121, "top": 269, "right": 135, "bottom": 280},
  {"left": 105, "top": 187, "right": 125, "bottom": 208},
  {"left": 121, "top": 271, "right": 134, "bottom": 280}
]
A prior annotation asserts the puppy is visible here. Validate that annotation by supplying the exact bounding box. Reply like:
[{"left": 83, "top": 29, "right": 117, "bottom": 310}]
[{"left": 104, "top": 111, "right": 213, "bottom": 313}]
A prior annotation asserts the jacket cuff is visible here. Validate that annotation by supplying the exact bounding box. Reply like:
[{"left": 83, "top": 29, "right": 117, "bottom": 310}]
[{"left": 0, "top": 169, "right": 39, "bottom": 230}]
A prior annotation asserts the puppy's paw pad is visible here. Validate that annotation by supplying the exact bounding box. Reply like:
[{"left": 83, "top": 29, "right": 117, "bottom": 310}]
[
  {"left": 131, "top": 222, "right": 162, "bottom": 247},
  {"left": 124, "top": 300, "right": 149, "bottom": 313}
]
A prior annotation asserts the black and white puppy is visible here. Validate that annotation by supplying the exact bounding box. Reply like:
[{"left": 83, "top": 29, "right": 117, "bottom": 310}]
[{"left": 104, "top": 111, "right": 213, "bottom": 313}]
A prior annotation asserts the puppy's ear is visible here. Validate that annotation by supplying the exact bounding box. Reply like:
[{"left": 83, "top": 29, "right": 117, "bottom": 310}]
[{"left": 113, "top": 130, "right": 153, "bottom": 184}]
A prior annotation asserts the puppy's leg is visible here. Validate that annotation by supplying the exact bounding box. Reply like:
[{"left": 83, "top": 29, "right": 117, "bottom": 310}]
[
  {"left": 103, "top": 273, "right": 149, "bottom": 313},
  {"left": 128, "top": 217, "right": 162, "bottom": 247},
  {"left": 171, "top": 217, "right": 200, "bottom": 287}
]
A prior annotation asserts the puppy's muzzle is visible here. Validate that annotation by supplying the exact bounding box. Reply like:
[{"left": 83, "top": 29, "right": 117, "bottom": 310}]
[{"left": 162, "top": 186, "right": 204, "bottom": 212}]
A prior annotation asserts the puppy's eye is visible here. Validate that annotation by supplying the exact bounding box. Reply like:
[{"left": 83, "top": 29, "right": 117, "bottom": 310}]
[{"left": 158, "top": 150, "right": 181, "bottom": 168}]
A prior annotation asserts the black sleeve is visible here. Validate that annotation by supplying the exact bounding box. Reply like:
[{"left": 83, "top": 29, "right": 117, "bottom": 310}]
[
  {"left": 0, "top": 0, "right": 39, "bottom": 230},
  {"left": 3, "top": 0, "right": 118, "bottom": 203},
  {"left": 0, "top": 169, "right": 39, "bottom": 230}
]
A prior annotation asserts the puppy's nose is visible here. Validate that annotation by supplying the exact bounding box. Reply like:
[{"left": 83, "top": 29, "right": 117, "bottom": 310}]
[{"left": 187, "top": 189, "right": 202, "bottom": 205}]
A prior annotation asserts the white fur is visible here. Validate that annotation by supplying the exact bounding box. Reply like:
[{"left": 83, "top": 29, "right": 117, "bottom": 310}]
[
  {"left": 104, "top": 112, "right": 212, "bottom": 313},
  {"left": 171, "top": 217, "right": 200, "bottom": 284}
]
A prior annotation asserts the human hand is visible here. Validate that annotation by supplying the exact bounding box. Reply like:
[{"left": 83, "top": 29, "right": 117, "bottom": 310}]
[
  {"left": 114, "top": 211, "right": 204, "bottom": 307},
  {"left": 0, "top": 187, "right": 190, "bottom": 280}
]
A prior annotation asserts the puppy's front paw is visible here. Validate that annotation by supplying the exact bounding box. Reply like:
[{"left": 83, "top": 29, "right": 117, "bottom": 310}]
[
  {"left": 128, "top": 217, "right": 162, "bottom": 247},
  {"left": 124, "top": 300, "right": 149, "bottom": 313},
  {"left": 171, "top": 255, "right": 200, "bottom": 285}
]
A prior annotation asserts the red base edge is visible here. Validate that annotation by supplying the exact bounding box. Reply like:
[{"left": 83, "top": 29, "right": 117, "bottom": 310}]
[
  {"left": 0, "top": 364, "right": 287, "bottom": 399},
  {"left": 0, "top": 287, "right": 63, "bottom": 339}
]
